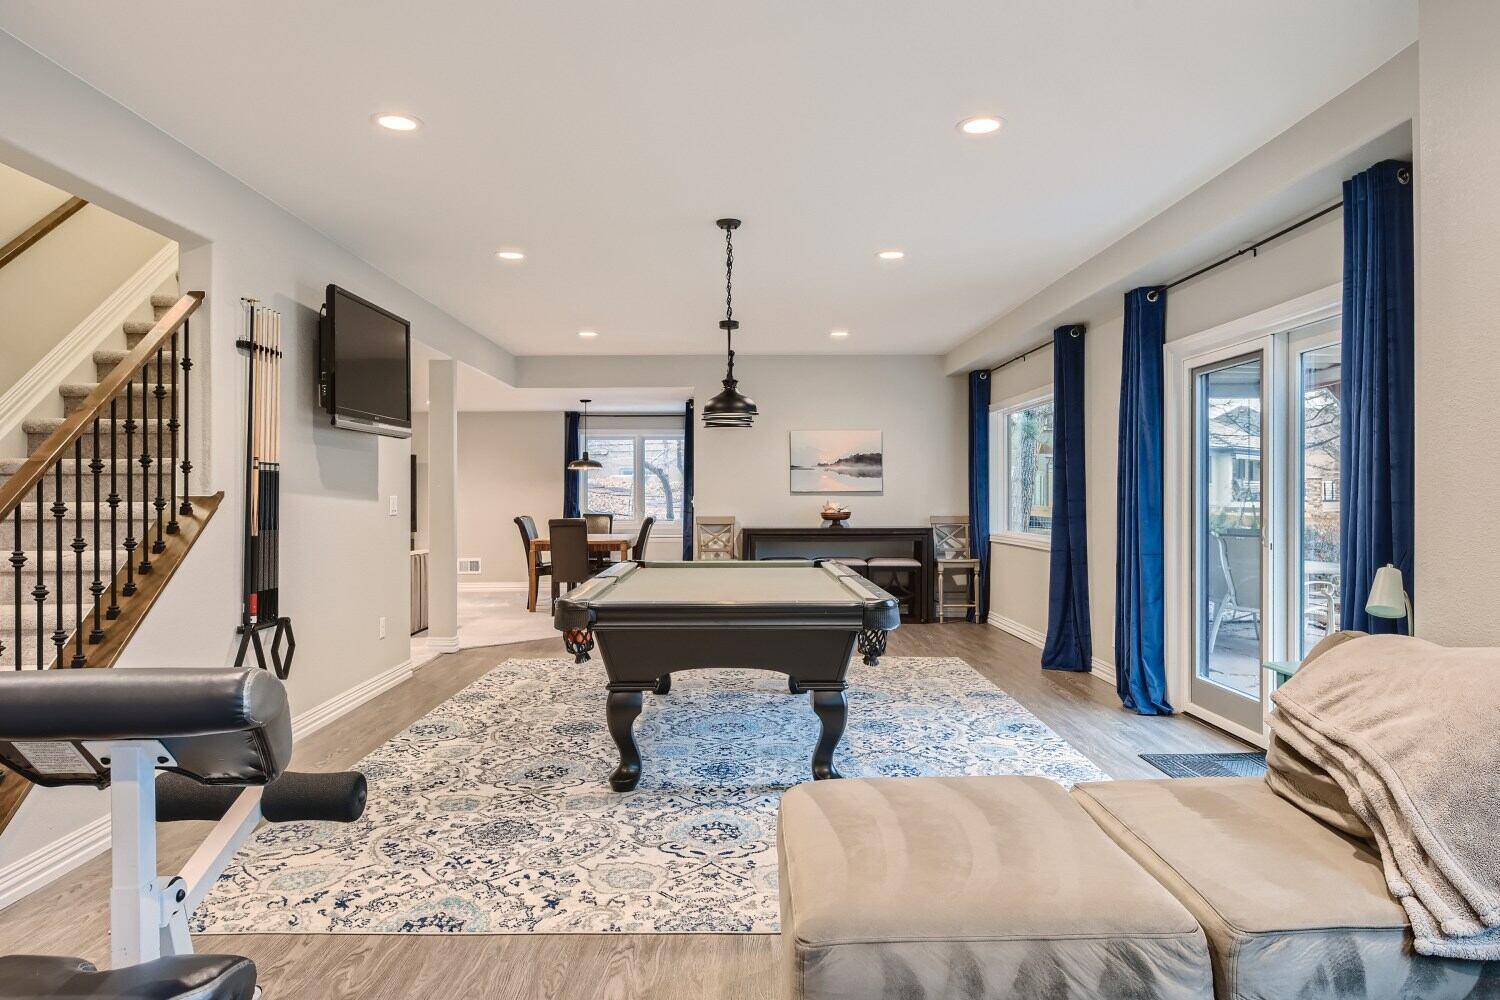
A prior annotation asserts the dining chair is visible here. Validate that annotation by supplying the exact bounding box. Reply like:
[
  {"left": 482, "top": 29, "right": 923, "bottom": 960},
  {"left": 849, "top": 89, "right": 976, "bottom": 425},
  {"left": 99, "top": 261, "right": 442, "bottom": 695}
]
[
  {"left": 632, "top": 516, "right": 656, "bottom": 560},
  {"left": 584, "top": 513, "right": 614, "bottom": 534},
  {"left": 515, "top": 516, "right": 550, "bottom": 612},
  {"left": 548, "top": 518, "right": 593, "bottom": 608}
]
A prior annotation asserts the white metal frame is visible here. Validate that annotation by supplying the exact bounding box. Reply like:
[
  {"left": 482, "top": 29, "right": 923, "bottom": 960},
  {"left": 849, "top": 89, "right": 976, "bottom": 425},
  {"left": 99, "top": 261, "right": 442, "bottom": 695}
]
[
  {"left": 84, "top": 739, "right": 265, "bottom": 972},
  {"left": 990, "top": 387, "right": 1054, "bottom": 551},
  {"left": 1164, "top": 284, "right": 1342, "bottom": 744}
]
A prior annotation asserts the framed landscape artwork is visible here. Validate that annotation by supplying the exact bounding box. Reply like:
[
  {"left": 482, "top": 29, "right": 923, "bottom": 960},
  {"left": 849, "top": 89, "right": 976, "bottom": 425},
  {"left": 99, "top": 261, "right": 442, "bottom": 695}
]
[{"left": 789, "top": 430, "right": 884, "bottom": 493}]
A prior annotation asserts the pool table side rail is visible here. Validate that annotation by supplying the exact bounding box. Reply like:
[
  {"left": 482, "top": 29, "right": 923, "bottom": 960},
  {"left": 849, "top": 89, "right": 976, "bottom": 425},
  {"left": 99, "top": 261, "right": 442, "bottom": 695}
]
[{"left": 552, "top": 561, "right": 900, "bottom": 632}]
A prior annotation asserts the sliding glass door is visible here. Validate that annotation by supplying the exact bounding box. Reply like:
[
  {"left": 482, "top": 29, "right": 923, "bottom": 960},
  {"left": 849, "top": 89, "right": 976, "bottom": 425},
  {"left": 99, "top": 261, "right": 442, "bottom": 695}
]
[
  {"left": 1191, "top": 351, "right": 1269, "bottom": 733},
  {"left": 1173, "top": 311, "right": 1342, "bottom": 741}
]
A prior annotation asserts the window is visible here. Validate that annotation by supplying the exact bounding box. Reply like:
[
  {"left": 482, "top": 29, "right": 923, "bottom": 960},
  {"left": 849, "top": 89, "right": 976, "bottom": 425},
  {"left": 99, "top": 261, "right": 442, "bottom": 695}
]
[
  {"left": 583, "top": 429, "right": 685, "bottom": 528},
  {"left": 991, "top": 393, "right": 1054, "bottom": 543}
]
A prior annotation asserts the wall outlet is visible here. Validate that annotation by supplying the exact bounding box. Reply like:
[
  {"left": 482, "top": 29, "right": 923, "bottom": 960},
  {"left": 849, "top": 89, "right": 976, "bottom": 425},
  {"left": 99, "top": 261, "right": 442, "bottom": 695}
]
[
  {"left": 378, "top": 616, "right": 387, "bottom": 639},
  {"left": 389, "top": 495, "right": 399, "bottom": 516}
]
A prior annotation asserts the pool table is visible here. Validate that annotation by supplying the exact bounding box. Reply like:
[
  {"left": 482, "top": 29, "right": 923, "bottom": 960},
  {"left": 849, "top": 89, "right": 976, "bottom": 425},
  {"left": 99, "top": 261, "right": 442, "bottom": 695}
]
[{"left": 553, "top": 560, "right": 901, "bottom": 791}]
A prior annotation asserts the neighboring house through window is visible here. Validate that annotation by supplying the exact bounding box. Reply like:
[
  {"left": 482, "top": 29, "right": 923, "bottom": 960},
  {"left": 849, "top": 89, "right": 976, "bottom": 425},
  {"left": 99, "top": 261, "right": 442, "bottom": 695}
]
[{"left": 989, "top": 391, "right": 1054, "bottom": 545}]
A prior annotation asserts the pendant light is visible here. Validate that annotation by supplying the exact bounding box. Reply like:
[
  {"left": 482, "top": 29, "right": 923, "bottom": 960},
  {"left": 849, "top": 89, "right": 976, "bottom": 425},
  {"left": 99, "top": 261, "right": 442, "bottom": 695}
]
[
  {"left": 702, "top": 218, "right": 758, "bottom": 428},
  {"left": 567, "top": 398, "right": 603, "bottom": 470}
]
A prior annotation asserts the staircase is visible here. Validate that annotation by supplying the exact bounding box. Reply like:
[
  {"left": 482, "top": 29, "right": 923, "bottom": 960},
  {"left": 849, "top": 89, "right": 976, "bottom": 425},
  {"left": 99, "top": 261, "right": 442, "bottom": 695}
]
[
  {"left": 2, "top": 294, "right": 209, "bottom": 669},
  {"left": 0, "top": 288, "right": 221, "bottom": 834}
]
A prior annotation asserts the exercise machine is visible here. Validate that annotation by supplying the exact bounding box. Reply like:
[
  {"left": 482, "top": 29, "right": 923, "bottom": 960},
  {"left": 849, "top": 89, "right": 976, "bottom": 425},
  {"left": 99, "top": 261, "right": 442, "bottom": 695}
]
[{"left": 0, "top": 668, "right": 365, "bottom": 999}]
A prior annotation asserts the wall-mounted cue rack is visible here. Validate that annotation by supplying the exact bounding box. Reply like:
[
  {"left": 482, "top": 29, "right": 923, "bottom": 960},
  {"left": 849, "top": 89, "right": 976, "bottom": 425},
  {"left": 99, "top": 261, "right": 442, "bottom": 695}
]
[{"left": 234, "top": 298, "right": 295, "bottom": 678}]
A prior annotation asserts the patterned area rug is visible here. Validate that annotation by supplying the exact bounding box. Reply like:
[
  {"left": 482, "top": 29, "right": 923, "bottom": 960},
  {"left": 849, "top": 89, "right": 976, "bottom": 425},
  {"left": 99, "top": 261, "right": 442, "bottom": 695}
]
[{"left": 194, "top": 656, "right": 1107, "bottom": 935}]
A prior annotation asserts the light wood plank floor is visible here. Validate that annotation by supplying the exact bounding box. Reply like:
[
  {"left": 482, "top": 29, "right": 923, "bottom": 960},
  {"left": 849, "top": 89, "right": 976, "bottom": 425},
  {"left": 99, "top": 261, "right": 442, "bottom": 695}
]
[{"left": 0, "top": 623, "right": 1247, "bottom": 998}]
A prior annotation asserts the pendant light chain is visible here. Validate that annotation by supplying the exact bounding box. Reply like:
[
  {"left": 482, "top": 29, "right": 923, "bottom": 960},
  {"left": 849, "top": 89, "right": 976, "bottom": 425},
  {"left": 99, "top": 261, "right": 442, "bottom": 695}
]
[{"left": 723, "top": 224, "right": 735, "bottom": 375}]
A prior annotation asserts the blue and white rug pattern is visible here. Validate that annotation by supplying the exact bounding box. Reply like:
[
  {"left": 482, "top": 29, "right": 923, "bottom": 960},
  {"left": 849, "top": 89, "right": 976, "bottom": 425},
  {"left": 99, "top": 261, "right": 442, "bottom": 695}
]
[{"left": 193, "top": 656, "right": 1107, "bottom": 935}]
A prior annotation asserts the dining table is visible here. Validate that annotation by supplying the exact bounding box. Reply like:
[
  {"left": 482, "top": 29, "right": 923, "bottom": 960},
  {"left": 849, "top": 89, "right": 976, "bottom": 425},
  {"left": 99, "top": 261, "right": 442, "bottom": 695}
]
[{"left": 527, "top": 532, "right": 634, "bottom": 612}]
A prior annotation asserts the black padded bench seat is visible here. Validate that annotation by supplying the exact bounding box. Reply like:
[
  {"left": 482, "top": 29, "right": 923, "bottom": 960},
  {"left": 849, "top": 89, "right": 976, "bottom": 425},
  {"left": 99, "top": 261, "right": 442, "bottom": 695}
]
[{"left": 0, "top": 954, "right": 255, "bottom": 1000}]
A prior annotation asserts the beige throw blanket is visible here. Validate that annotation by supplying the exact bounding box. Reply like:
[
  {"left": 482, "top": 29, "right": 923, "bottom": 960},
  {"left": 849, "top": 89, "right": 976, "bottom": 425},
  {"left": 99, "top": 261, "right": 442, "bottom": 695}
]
[{"left": 1270, "top": 634, "right": 1500, "bottom": 960}]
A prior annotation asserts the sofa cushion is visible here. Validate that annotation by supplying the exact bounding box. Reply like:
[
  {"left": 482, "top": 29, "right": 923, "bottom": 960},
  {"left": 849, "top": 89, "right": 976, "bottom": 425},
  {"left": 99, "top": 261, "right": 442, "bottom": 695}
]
[
  {"left": 778, "top": 775, "right": 1212, "bottom": 1000},
  {"left": 1073, "top": 777, "right": 1499, "bottom": 999}
]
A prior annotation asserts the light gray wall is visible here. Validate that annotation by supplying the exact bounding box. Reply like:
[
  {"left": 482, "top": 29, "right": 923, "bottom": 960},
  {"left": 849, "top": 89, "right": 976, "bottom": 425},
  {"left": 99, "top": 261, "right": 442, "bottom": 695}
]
[
  {"left": 457, "top": 411, "right": 564, "bottom": 583},
  {"left": 0, "top": 161, "right": 172, "bottom": 398},
  {"left": 517, "top": 355, "right": 968, "bottom": 537},
  {"left": 1414, "top": 0, "right": 1500, "bottom": 644},
  {"left": 986, "top": 213, "right": 1345, "bottom": 662},
  {"left": 0, "top": 32, "right": 514, "bottom": 869}
]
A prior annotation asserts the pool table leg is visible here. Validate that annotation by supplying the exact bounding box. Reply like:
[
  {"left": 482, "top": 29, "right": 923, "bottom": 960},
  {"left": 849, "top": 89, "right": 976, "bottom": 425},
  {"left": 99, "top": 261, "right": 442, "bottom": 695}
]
[
  {"left": 857, "top": 627, "right": 888, "bottom": 666},
  {"left": 606, "top": 688, "right": 646, "bottom": 791},
  {"left": 810, "top": 689, "right": 847, "bottom": 781},
  {"left": 787, "top": 676, "right": 802, "bottom": 694},
  {"left": 654, "top": 674, "right": 672, "bottom": 695}
]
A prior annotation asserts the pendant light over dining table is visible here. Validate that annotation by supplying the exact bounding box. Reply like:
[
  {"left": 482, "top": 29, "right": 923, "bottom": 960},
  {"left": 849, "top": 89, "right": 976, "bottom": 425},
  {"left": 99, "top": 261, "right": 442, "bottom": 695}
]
[
  {"left": 567, "top": 398, "right": 603, "bottom": 471},
  {"left": 702, "top": 218, "right": 758, "bottom": 428}
]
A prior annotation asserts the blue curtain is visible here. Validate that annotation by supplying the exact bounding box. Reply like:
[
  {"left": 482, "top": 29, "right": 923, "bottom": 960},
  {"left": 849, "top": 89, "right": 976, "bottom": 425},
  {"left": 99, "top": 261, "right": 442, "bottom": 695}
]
[
  {"left": 682, "top": 399, "right": 695, "bottom": 559},
  {"left": 1341, "top": 160, "right": 1415, "bottom": 633},
  {"left": 967, "top": 370, "right": 991, "bottom": 621},
  {"left": 1042, "top": 325, "right": 1092, "bottom": 671},
  {"left": 563, "top": 410, "right": 582, "bottom": 518},
  {"left": 1115, "top": 288, "right": 1173, "bottom": 714}
]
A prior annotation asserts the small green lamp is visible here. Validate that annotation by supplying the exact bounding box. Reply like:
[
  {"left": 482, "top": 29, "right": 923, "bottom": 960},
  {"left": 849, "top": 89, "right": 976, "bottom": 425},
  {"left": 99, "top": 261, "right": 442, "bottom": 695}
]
[{"left": 1365, "top": 564, "right": 1414, "bottom": 635}]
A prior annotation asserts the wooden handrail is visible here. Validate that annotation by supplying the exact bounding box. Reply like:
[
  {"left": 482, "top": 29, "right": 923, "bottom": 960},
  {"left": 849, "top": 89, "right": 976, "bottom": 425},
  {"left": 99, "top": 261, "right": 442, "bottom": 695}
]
[
  {"left": 0, "top": 196, "right": 88, "bottom": 272},
  {"left": 0, "top": 291, "right": 204, "bottom": 520}
]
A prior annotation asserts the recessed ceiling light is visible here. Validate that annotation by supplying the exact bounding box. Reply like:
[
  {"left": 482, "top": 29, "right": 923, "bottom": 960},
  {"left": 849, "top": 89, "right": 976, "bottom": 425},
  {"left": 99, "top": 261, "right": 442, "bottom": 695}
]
[
  {"left": 876, "top": 249, "right": 906, "bottom": 261},
  {"left": 373, "top": 112, "right": 421, "bottom": 132},
  {"left": 958, "top": 115, "right": 1003, "bottom": 136},
  {"left": 494, "top": 250, "right": 526, "bottom": 262},
  {"left": 830, "top": 329, "right": 849, "bottom": 338},
  {"left": 578, "top": 330, "right": 598, "bottom": 338}
]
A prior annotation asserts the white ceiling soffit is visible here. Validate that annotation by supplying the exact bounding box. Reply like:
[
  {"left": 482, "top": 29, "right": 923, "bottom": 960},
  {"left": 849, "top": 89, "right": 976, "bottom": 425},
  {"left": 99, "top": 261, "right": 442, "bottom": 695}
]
[
  {"left": 0, "top": 1, "right": 1416, "bottom": 357},
  {"left": 411, "top": 342, "right": 686, "bottom": 413}
]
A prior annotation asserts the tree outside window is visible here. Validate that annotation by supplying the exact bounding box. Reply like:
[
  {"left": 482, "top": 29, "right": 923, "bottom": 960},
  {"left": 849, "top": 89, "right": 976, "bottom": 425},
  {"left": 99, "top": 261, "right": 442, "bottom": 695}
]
[
  {"left": 583, "top": 431, "right": 685, "bottom": 527},
  {"left": 1006, "top": 399, "right": 1054, "bottom": 536}
]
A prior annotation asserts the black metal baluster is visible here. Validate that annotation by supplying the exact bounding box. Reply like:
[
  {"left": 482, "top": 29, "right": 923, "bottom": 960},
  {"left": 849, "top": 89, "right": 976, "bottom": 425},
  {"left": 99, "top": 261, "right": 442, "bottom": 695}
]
[
  {"left": 51, "top": 465, "right": 66, "bottom": 664},
  {"left": 122, "top": 382, "right": 137, "bottom": 597},
  {"left": 152, "top": 349, "right": 166, "bottom": 553},
  {"left": 106, "top": 398, "right": 121, "bottom": 619},
  {"left": 88, "top": 418, "right": 104, "bottom": 644},
  {"left": 167, "top": 331, "right": 180, "bottom": 534},
  {"left": 9, "top": 506, "right": 22, "bottom": 670},
  {"left": 138, "top": 364, "right": 153, "bottom": 575},
  {"left": 32, "top": 481, "right": 44, "bottom": 670},
  {"left": 179, "top": 319, "right": 193, "bottom": 517},
  {"left": 71, "top": 440, "right": 85, "bottom": 667}
]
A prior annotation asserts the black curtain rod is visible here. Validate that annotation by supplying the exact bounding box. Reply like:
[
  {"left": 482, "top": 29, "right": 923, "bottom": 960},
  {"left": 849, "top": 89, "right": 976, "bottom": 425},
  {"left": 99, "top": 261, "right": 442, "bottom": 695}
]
[{"left": 986, "top": 199, "right": 1344, "bottom": 376}]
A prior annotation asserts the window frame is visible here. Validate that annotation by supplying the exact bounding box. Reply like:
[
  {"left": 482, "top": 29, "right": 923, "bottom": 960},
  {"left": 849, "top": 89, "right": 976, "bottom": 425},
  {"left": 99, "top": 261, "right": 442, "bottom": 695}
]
[
  {"left": 990, "top": 387, "right": 1055, "bottom": 551},
  {"left": 580, "top": 427, "right": 686, "bottom": 533}
]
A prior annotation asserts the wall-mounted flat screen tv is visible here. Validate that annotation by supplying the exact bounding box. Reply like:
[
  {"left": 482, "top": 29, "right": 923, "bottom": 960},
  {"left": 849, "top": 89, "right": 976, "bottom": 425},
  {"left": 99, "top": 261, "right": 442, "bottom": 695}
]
[{"left": 318, "top": 284, "right": 412, "bottom": 438}]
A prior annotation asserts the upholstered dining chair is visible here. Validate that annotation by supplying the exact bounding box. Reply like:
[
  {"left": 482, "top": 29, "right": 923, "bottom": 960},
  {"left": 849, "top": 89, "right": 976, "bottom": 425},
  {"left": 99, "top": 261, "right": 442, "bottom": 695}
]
[
  {"left": 548, "top": 518, "right": 594, "bottom": 609},
  {"left": 632, "top": 517, "right": 655, "bottom": 560},
  {"left": 515, "top": 515, "right": 551, "bottom": 612},
  {"left": 584, "top": 513, "right": 614, "bottom": 534}
]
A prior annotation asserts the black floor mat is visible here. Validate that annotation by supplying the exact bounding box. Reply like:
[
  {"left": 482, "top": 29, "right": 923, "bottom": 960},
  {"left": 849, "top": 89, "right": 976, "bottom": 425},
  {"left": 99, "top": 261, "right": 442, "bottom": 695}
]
[{"left": 1140, "top": 751, "right": 1267, "bottom": 778}]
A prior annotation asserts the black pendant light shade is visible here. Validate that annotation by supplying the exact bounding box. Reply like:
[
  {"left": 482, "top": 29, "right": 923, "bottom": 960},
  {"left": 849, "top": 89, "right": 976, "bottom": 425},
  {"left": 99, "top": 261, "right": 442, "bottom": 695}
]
[
  {"left": 702, "top": 218, "right": 758, "bottom": 428},
  {"left": 567, "top": 398, "right": 603, "bottom": 470}
]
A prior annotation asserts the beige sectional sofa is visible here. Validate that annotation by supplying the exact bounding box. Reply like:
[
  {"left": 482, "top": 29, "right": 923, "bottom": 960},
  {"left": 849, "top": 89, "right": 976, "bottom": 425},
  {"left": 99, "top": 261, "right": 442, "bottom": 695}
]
[{"left": 780, "top": 703, "right": 1500, "bottom": 998}]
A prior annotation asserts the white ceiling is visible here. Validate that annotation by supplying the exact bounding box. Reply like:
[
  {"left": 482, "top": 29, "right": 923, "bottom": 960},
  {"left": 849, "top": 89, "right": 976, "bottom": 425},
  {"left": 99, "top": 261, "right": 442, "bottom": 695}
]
[
  {"left": 410, "top": 342, "right": 687, "bottom": 413},
  {"left": 1, "top": 1, "right": 1415, "bottom": 357}
]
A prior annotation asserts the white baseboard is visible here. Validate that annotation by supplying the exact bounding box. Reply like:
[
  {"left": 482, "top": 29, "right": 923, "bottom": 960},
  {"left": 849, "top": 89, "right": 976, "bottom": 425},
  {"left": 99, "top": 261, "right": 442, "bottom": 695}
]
[
  {"left": 986, "top": 612, "right": 1045, "bottom": 648},
  {"left": 988, "top": 613, "right": 1119, "bottom": 690},
  {"left": 457, "top": 581, "right": 527, "bottom": 593},
  {"left": 0, "top": 656, "right": 414, "bottom": 910},
  {"left": 1091, "top": 656, "right": 1117, "bottom": 688},
  {"left": 0, "top": 242, "right": 178, "bottom": 443},
  {"left": 0, "top": 812, "right": 112, "bottom": 911},
  {"left": 422, "top": 635, "right": 461, "bottom": 653},
  {"left": 290, "top": 658, "right": 413, "bottom": 742}
]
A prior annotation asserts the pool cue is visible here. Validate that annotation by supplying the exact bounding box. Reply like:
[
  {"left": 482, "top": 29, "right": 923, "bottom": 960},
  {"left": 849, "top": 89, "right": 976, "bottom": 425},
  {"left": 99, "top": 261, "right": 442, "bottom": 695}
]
[{"left": 267, "top": 310, "right": 280, "bottom": 620}]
